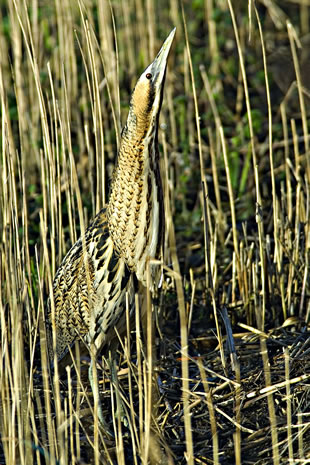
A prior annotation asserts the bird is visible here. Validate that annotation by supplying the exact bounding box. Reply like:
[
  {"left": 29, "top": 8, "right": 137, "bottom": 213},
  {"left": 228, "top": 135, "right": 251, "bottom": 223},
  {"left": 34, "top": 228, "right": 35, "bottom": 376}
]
[{"left": 46, "top": 28, "right": 176, "bottom": 427}]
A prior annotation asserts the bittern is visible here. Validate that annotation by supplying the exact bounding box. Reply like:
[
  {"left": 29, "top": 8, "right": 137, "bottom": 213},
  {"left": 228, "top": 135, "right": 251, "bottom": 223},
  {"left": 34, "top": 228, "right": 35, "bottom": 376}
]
[{"left": 46, "top": 28, "right": 175, "bottom": 426}]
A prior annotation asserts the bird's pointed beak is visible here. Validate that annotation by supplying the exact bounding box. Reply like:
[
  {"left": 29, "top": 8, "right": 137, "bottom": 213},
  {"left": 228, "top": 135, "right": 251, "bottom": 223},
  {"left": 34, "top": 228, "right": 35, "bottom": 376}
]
[
  {"left": 128, "top": 28, "right": 176, "bottom": 127},
  {"left": 148, "top": 28, "right": 176, "bottom": 84}
]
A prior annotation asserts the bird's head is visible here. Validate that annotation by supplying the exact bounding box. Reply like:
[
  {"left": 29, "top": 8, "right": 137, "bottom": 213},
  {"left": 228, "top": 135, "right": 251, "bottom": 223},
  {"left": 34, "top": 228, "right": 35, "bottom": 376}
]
[{"left": 126, "top": 28, "right": 176, "bottom": 137}]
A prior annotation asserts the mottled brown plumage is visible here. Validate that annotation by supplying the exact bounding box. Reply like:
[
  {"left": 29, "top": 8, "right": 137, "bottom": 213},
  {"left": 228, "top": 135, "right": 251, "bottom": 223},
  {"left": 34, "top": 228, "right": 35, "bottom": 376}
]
[
  {"left": 46, "top": 29, "right": 175, "bottom": 413},
  {"left": 47, "top": 209, "right": 136, "bottom": 362}
]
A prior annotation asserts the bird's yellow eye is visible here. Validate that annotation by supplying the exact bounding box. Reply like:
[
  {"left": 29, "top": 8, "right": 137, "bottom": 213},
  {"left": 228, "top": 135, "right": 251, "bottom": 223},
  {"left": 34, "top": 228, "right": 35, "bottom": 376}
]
[{"left": 146, "top": 73, "right": 152, "bottom": 79}]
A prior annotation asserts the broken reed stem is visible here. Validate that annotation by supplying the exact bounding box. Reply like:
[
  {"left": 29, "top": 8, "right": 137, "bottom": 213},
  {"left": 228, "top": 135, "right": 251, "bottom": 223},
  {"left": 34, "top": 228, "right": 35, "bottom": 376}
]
[
  {"left": 219, "top": 126, "right": 241, "bottom": 287},
  {"left": 260, "top": 337, "right": 280, "bottom": 465},
  {"left": 162, "top": 126, "right": 194, "bottom": 464},
  {"left": 285, "top": 348, "right": 294, "bottom": 462},
  {"left": 254, "top": 163, "right": 266, "bottom": 330},
  {"left": 234, "top": 360, "right": 241, "bottom": 465},
  {"left": 142, "top": 261, "right": 153, "bottom": 464},
  {"left": 198, "top": 359, "right": 219, "bottom": 465},
  {"left": 255, "top": 7, "right": 280, "bottom": 277}
]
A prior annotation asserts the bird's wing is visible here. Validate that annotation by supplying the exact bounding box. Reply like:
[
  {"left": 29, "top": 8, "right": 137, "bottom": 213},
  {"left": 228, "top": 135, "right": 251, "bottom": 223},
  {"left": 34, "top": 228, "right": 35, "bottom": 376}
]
[{"left": 47, "top": 208, "right": 135, "bottom": 363}]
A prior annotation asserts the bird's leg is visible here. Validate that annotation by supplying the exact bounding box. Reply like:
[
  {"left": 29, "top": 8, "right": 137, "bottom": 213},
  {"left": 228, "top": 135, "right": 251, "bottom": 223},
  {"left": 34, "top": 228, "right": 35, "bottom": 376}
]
[
  {"left": 108, "top": 352, "right": 129, "bottom": 428},
  {"left": 88, "top": 356, "right": 103, "bottom": 424},
  {"left": 88, "top": 351, "right": 113, "bottom": 437}
]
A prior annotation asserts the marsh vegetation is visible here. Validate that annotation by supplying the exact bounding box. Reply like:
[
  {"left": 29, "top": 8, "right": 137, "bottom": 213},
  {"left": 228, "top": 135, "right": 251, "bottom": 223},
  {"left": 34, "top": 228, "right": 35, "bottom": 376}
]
[{"left": 0, "top": 0, "right": 310, "bottom": 463}]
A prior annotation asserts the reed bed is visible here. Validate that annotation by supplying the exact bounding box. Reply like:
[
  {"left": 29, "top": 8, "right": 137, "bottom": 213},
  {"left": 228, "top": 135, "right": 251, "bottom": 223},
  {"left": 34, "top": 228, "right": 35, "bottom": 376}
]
[{"left": 0, "top": 0, "right": 309, "bottom": 463}]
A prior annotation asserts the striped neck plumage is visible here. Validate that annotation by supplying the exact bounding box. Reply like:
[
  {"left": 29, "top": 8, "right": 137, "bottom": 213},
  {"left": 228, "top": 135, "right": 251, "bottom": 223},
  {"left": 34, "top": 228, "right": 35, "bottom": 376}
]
[
  {"left": 107, "top": 28, "right": 175, "bottom": 286},
  {"left": 107, "top": 106, "right": 162, "bottom": 286}
]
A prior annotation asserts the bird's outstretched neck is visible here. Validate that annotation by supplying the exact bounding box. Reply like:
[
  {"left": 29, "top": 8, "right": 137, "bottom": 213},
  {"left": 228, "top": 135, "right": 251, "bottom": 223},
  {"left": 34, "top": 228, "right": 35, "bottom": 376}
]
[
  {"left": 107, "top": 118, "right": 162, "bottom": 288},
  {"left": 107, "top": 28, "right": 175, "bottom": 287}
]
